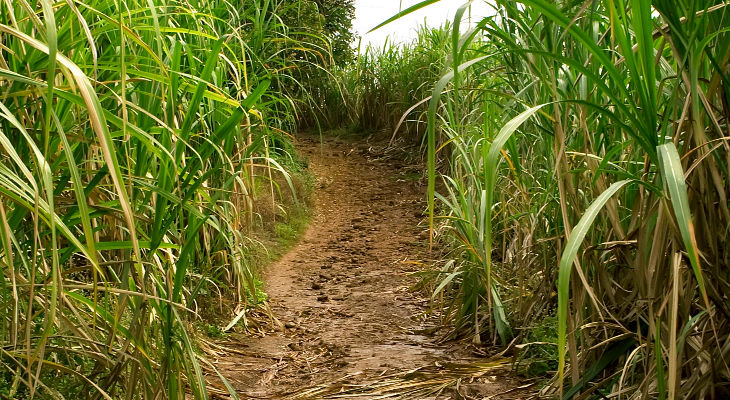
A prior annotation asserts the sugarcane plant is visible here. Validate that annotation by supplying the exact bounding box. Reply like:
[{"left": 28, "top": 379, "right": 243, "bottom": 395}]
[
  {"left": 0, "top": 0, "right": 331, "bottom": 397},
  {"left": 351, "top": 0, "right": 730, "bottom": 397}
]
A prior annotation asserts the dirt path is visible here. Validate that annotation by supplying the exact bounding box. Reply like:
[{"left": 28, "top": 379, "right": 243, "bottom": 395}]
[{"left": 211, "top": 135, "right": 526, "bottom": 399}]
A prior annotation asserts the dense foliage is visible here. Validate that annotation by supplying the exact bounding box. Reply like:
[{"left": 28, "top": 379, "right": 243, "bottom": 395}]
[
  {"left": 318, "top": 24, "right": 453, "bottom": 133},
  {"left": 4, "top": 0, "right": 729, "bottom": 398},
  {"left": 0, "top": 0, "right": 335, "bottom": 397},
  {"left": 331, "top": 0, "right": 730, "bottom": 398},
  {"left": 313, "top": 0, "right": 356, "bottom": 64}
]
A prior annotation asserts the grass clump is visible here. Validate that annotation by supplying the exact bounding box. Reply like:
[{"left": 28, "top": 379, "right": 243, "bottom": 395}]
[{"left": 515, "top": 315, "right": 559, "bottom": 377}]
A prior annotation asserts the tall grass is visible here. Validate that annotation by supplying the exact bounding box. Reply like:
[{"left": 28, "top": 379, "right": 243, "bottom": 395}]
[
  {"left": 314, "top": 24, "right": 453, "bottom": 136},
  {"left": 0, "top": 0, "right": 330, "bottom": 397},
  {"left": 345, "top": 0, "right": 730, "bottom": 397}
]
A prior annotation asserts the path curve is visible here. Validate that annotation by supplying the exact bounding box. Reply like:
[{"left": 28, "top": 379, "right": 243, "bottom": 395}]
[{"left": 212, "top": 135, "right": 523, "bottom": 399}]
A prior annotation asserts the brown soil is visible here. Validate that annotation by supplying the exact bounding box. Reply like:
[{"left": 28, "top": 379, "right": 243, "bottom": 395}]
[{"left": 209, "top": 135, "right": 529, "bottom": 399}]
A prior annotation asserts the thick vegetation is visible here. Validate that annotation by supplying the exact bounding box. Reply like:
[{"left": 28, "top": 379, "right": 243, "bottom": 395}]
[
  {"left": 328, "top": 0, "right": 730, "bottom": 398},
  {"left": 3, "top": 0, "right": 730, "bottom": 398},
  {"left": 0, "top": 0, "right": 346, "bottom": 398}
]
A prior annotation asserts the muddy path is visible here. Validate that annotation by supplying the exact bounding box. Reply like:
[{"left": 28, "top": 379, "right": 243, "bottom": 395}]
[{"left": 210, "top": 135, "right": 527, "bottom": 399}]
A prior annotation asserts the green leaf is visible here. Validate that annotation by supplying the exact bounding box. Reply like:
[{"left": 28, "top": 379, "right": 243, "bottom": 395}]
[
  {"left": 657, "top": 143, "right": 709, "bottom": 309},
  {"left": 368, "top": 0, "right": 444, "bottom": 33},
  {"left": 557, "top": 179, "right": 632, "bottom": 384}
]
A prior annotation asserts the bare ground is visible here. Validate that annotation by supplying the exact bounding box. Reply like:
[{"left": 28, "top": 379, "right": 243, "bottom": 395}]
[{"left": 208, "top": 135, "right": 529, "bottom": 399}]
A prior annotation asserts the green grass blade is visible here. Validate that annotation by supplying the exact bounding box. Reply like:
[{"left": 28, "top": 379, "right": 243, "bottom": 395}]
[
  {"left": 368, "top": 0, "right": 443, "bottom": 33},
  {"left": 557, "top": 179, "right": 632, "bottom": 386},
  {"left": 657, "top": 143, "right": 710, "bottom": 310}
]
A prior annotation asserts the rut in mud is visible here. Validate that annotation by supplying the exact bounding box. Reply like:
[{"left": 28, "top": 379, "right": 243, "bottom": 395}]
[{"left": 209, "top": 135, "right": 526, "bottom": 399}]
